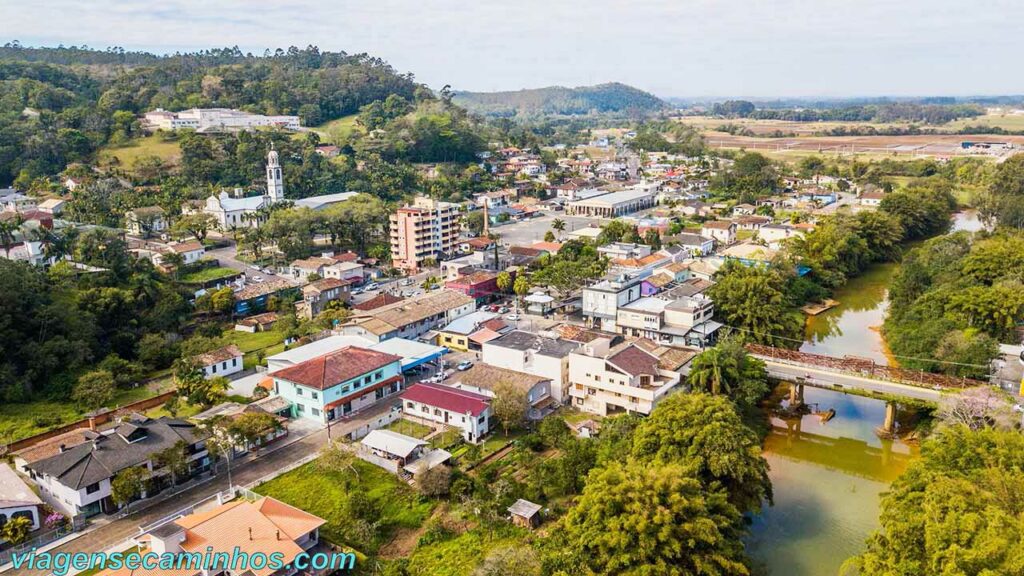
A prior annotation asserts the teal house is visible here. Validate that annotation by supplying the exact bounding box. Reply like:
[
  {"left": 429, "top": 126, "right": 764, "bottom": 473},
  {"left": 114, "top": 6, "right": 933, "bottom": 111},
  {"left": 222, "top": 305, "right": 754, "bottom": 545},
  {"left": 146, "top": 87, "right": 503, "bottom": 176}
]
[{"left": 270, "top": 346, "right": 404, "bottom": 423}]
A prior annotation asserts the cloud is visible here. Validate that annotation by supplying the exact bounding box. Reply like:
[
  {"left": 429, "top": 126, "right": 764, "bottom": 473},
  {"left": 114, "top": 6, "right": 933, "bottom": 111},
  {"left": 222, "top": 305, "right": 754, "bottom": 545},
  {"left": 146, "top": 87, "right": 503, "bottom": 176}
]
[{"left": 2, "top": 0, "right": 1021, "bottom": 96}]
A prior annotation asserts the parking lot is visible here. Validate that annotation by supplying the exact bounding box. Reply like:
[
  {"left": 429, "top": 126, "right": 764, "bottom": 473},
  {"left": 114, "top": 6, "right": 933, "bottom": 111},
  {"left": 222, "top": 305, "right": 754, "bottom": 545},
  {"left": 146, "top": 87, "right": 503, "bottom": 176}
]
[{"left": 488, "top": 213, "right": 603, "bottom": 245}]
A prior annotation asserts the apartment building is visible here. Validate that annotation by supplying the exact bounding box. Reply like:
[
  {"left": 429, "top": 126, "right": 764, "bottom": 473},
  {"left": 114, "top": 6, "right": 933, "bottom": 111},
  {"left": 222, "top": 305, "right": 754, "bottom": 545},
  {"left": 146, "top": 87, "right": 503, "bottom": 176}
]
[
  {"left": 616, "top": 295, "right": 720, "bottom": 347},
  {"left": 582, "top": 274, "right": 644, "bottom": 331},
  {"left": 339, "top": 289, "right": 475, "bottom": 343},
  {"left": 481, "top": 330, "right": 580, "bottom": 403},
  {"left": 567, "top": 338, "right": 693, "bottom": 416},
  {"left": 390, "top": 196, "right": 461, "bottom": 272}
]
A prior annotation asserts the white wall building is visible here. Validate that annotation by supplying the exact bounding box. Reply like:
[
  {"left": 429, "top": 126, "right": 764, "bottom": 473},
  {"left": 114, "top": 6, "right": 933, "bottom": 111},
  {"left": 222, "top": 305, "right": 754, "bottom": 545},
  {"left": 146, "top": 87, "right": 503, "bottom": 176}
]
[
  {"left": 582, "top": 274, "right": 644, "bottom": 331},
  {"left": 144, "top": 108, "right": 300, "bottom": 132}
]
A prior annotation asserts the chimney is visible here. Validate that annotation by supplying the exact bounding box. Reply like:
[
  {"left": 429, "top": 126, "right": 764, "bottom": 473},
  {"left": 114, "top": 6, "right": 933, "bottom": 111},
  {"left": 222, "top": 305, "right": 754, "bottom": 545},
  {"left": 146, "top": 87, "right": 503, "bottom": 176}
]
[
  {"left": 58, "top": 444, "right": 66, "bottom": 453},
  {"left": 88, "top": 416, "right": 97, "bottom": 431},
  {"left": 234, "top": 187, "right": 243, "bottom": 199},
  {"left": 276, "top": 530, "right": 280, "bottom": 541}
]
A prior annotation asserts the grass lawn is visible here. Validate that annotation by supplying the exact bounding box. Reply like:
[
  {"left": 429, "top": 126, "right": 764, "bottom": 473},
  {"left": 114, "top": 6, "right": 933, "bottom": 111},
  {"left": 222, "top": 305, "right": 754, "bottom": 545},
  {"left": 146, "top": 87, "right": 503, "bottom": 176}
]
[
  {"left": 146, "top": 399, "right": 204, "bottom": 420},
  {"left": 558, "top": 407, "right": 599, "bottom": 426},
  {"left": 0, "top": 387, "right": 159, "bottom": 445},
  {"left": 98, "top": 134, "right": 181, "bottom": 170},
  {"left": 256, "top": 459, "right": 433, "bottom": 555},
  {"left": 224, "top": 329, "right": 286, "bottom": 353},
  {"left": 177, "top": 266, "right": 239, "bottom": 284},
  {"left": 384, "top": 418, "right": 434, "bottom": 439},
  {"left": 307, "top": 114, "right": 361, "bottom": 144},
  {"left": 943, "top": 113, "right": 1024, "bottom": 132},
  {"left": 429, "top": 428, "right": 463, "bottom": 450},
  {"left": 405, "top": 525, "right": 527, "bottom": 576}
]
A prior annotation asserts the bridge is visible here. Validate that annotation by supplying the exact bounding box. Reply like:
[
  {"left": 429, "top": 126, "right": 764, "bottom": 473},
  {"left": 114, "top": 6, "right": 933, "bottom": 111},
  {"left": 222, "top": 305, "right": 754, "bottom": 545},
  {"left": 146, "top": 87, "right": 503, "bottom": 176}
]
[{"left": 745, "top": 344, "right": 984, "bottom": 403}]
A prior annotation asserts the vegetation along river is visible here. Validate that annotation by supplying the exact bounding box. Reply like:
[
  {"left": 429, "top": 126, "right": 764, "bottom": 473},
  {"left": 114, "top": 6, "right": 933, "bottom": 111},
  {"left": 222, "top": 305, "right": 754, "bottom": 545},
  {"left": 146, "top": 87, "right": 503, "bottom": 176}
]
[{"left": 748, "top": 211, "right": 980, "bottom": 575}]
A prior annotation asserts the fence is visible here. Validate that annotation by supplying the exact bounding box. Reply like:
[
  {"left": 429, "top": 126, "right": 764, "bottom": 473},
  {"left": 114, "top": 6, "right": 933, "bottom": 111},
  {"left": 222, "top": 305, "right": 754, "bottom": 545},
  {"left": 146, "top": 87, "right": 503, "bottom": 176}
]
[{"left": 0, "top": 516, "right": 83, "bottom": 566}]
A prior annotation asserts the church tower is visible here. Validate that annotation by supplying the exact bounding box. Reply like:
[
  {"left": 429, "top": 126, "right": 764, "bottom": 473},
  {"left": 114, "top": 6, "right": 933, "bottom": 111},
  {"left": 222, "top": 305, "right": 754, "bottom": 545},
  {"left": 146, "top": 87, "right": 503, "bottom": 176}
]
[{"left": 266, "top": 145, "right": 284, "bottom": 203}]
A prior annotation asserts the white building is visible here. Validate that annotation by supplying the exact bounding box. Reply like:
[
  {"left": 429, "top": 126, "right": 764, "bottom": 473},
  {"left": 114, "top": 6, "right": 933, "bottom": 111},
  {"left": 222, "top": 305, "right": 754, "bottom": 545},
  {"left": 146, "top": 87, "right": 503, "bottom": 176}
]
[
  {"left": 194, "top": 148, "right": 286, "bottom": 230},
  {"left": 582, "top": 274, "right": 644, "bottom": 331},
  {"left": 167, "top": 240, "right": 205, "bottom": 265},
  {"left": 481, "top": 330, "right": 580, "bottom": 403},
  {"left": 567, "top": 338, "right": 688, "bottom": 416},
  {"left": 143, "top": 108, "right": 300, "bottom": 132},
  {"left": 598, "top": 242, "right": 652, "bottom": 261},
  {"left": 701, "top": 220, "right": 737, "bottom": 245},
  {"left": 0, "top": 463, "right": 42, "bottom": 533},
  {"left": 194, "top": 345, "right": 244, "bottom": 379},
  {"left": 400, "top": 382, "right": 492, "bottom": 443},
  {"left": 565, "top": 184, "right": 657, "bottom": 218}
]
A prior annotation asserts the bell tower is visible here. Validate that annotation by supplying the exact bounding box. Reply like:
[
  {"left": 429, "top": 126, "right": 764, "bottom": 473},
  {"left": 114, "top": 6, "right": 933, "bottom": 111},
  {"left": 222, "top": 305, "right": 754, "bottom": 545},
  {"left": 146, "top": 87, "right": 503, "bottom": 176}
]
[{"left": 266, "top": 144, "right": 284, "bottom": 202}]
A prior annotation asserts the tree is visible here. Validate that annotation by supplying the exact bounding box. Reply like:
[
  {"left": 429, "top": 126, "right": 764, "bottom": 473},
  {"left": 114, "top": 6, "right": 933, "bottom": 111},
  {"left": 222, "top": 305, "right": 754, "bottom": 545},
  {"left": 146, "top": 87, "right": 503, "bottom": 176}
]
[
  {"left": 491, "top": 381, "right": 527, "bottom": 436},
  {"left": 171, "top": 213, "right": 216, "bottom": 242},
  {"left": 688, "top": 339, "right": 769, "bottom": 408},
  {"left": 707, "top": 260, "right": 803, "bottom": 346},
  {"left": 496, "top": 271, "right": 512, "bottom": 293},
  {"left": 418, "top": 465, "right": 452, "bottom": 497},
  {"left": 317, "top": 442, "right": 360, "bottom": 480},
  {"left": 551, "top": 218, "right": 566, "bottom": 233},
  {"left": 561, "top": 461, "right": 748, "bottom": 576},
  {"left": 850, "top": 427, "right": 1024, "bottom": 575},
  {"left": 512, "top": 275, "right": 530, "bottom": 305},
  {"left": 173, "top": 359, "right": 228, "bottom": 406},
  {"left": 160, "top": 251, "right": 185, "bottom": 277},
  {"left": 0, "top": 515, "right": 33, "bottom": 545},
  {"left": 111, "top": 466, "right": 150, "bottom": 509},
  {"left": 227, "top": 412, "right": 282, "bottom": 454},
  {"left": 72, "top": 370, "right": 116, "bottom": 410},
  {"left": 154, "top": 440, "right": 190, "bottom": 485},
  {"left": 474, "top": 545, "right": 541, "bottom": 576},
  {"left": 543, "top": 230, "right": 556, "bottom": 242},
  {"left": 937, "top": 386, "right": 1017, "bottom": 431},
  {"left": 0, "top": 216, "right": 22, "bottom": 257},
  {"left": 632, "top": 392, "right": 771, "bottom": 514}
]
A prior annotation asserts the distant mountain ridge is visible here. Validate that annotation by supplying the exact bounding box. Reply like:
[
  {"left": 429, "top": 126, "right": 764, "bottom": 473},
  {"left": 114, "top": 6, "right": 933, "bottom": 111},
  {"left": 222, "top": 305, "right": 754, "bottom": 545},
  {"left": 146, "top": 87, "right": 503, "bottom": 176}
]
[{"left": 453, "top": 82, "right": 668, "bottom": 118}]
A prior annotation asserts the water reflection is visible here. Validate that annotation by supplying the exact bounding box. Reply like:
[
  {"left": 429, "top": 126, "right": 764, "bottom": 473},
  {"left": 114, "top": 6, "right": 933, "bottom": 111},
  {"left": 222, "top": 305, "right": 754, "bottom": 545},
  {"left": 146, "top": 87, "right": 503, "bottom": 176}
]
[
  {"left": 801, "top": 263, "right": 895, "bottom": 365},
  {"left": 747, "top": 384, "right": 921, "bottom": 576}
]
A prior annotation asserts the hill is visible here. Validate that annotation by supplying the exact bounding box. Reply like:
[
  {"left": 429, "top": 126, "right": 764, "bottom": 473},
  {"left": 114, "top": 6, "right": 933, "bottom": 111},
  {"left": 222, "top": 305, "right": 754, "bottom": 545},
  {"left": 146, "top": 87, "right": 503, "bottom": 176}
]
[{"left": 452, "top": 82, "right": 668, "bottom": 118}]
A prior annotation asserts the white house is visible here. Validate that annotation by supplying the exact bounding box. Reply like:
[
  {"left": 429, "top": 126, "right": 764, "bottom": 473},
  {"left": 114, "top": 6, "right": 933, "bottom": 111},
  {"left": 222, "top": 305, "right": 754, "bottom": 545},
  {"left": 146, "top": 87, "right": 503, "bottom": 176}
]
[
  {"left": 482, "top": 330, "right": 580, "bottom": 403},
  {"left": 700, "top": 220, "right": 737, "bottom": 245},
  {"left": 194, "top": 345, "right": 244, "bottom": 379},
  {"left": 582, "top": 274, "right": 644, "bottom": 331},
  {"left": 167, "top": 240, "right": 205, "bottom": 265},
  {"left": 567, "top": 338, "right": 687, "bottom": 416},
  {"left": 399, "top": 382, "right": 492, "bottom": 443},
  {"left": 0, "top": 463, "right": 42, "bottom": 533}
]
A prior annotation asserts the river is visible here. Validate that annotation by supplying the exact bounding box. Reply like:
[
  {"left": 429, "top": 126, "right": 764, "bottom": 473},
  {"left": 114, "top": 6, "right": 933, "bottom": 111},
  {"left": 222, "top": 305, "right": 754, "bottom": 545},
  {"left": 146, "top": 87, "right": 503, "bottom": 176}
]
[
  {"left": 747, "top": 211, "right": 980, "bottom": 575},
  {"left": 746, "top": 385, "right": 920, "bottom": 576}
]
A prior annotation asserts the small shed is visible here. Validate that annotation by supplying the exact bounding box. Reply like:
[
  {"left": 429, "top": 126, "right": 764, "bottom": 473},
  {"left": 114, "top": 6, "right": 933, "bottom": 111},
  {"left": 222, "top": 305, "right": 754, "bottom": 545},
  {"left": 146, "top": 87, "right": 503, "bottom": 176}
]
[{"left": 507, "top": 498, "right": 542, "bottom": 529}]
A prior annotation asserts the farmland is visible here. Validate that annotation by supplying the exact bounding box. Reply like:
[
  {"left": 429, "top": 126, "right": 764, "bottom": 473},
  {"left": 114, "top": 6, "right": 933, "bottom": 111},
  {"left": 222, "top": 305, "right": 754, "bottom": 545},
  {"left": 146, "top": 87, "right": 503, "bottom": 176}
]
[{"left": 98, "top": 133, "right": 182, "bottom": 170}]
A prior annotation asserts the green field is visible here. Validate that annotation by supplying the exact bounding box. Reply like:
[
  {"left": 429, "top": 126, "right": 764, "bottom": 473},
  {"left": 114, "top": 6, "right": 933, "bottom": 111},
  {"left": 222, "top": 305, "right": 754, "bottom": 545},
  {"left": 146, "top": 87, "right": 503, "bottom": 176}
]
[
  {"left": 0, "top": 386, "right": 163, "bottom": 445},
  {"left": 177, "top": 266, "right": 239, "bottom": 284},
  {"left": 943, "top": 112, "right": 1024, "bottom": 131},
  {"left": 384, "top": 418, "right": 435, "bottom": 439},
  {"left": 256, "top": 459, "right": 433, "bottom": 554},
  {"left": 307, "top": 114, "right": 362, "bottom": 144},
  {"left": 404, "top": 525, "right": 527, "bottom": 576},
  {"left": 98, "top": 133, "right": 182, "bottom": 170}
]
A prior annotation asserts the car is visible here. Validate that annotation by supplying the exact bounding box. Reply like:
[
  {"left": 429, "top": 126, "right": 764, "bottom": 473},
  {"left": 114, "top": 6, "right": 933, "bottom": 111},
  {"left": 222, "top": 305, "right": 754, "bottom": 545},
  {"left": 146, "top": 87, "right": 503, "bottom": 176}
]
[
  {"left": 457, "top": 361, "right": 473, "bottom": 371},
  {"left": 351, "top": 287, "right": 363, "bottom": 295},
  {"left": 424, "top": 373, "right": 447, "bottom": 384},
  {"left": 263, "top": 268, "right": 276, "bottom": 275},
  {"left": 498, "top": 307, "right": 509, "bottom": 314},
  {"left": 487, "top": 304, "right": 500, "bottom": 312},
  {"left": 365, "top": 282, "right": 380, "bottom": 290},
  {"left": 506, "top": 313, "right": 520, "bottom": 321},
  {"left": 251, "top": 276, "right": 264, "bottom": 283},
  {"left": 403, "top": 279, "right": 414, "bottom": 286}
]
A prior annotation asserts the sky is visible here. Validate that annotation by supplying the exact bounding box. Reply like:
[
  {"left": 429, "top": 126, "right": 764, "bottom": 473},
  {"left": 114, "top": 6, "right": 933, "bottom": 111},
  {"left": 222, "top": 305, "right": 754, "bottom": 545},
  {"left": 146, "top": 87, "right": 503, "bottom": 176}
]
[{"left": 3, "top": 0, "right": 1022, "bottom": 98}]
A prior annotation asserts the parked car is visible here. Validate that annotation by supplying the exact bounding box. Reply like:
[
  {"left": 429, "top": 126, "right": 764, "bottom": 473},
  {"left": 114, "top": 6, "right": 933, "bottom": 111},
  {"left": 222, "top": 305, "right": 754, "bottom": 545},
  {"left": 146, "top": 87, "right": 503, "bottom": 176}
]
[
  {"left": 365, "top": 282, "right": 380, "bottom": 290},
  {"left": 351, "top": 287, "right": 363, "bottom": 295},
  {"left": 251, "top": 276, "right": 264, "bottom": 283},
  {"left": 263, "top": 268, "right": 276, "bottom": 275},
  {"left": 506, "top": 313, "right": 520, "bottom": 321},
  {"left": 457, "top": 361, "right": 473, "bottom": 371},
  {"left": 403, "top": 279, "right": 414, "bottom": 286},
  {"left": 498, "top": 307, "right": 509, "bottom": 314},
  {"left": 423, "top": 373, "right": 446, "bottom": 384}
]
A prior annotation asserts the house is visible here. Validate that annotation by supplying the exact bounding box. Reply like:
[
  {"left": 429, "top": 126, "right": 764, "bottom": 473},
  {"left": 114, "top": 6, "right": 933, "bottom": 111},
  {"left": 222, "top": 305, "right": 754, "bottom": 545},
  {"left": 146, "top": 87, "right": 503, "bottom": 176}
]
[
  {"left": 0, "top": 463, "right": 42, "bottom": 533},
  {"left": 445, "top": 270, "right": 500, "bottom": 306},
  {"left": 481, "top": 330, "right": 580, "bottom": 403},
  {"left": 289, "top": 256, "right": 335, "bottom": 282},
  {"left": 736, "top": 215, "right": 772, "bottom": 231},
  {"left": 508, "top": 499, "right": 543, "bottom": 529},
  {"left": 436, "top": 310, "right": 506, "bottom": 351},
  {"left": 399, "top": 382, "right": 492, "bottom": 443},
  {"left": 582, "top": 274, "right": 644, "bottom": 331},
  {"left": 720, "top": 242, "right": 778, "bottom": 265},
  {"left": 340, "top": 290, "right": 476, "bottom": 343},
  {"left": 37, "top": 198, "right": 66, "bottom": 216},
  {"left": 641, "top": 272, "right": 675, "bottom": 295},
  {"left": 860, "top": 190, "right": 886, "bottom": 207},
  {"left": 701, "top": 220, "right": 737, "bottom": 245},
  {"left": 353, "top": 293, "right": 404, "bottom": 311},
  {"left": 266, "top": 334, "right": 447, "bottom": 377},
  {"left": 233, "top": 277, "right": 300, "bottom": 316},
  {"left": 668, "top": 233, "right": 714, "bottom": 256},
  {"left": 167, "top": 240, "right": 205, "bottom": 265},
  {"left": 24, "top": 416, "right": 209, "bottom": 517},
  {"left": 297, "top": 277, "right": 352, "bottom": 320},
  {"left": 234, "top": 311, "right": 279, "bottom": 333},
  {"left": 609, "top": 251, "right": 674, "bottom": 277},
  {"left": 191, "top": 401, "right": 289, "bottom": 455},
  {"left": 358, "top": 429, "right": 451, "bottom": 477},
  {"left": 270, "top": 346, "right": 404, "bottom": 423},
  {"left": 448, "top": 363, "right": 554, "bottom": 420},
  {"left": 292, "top": 191, "right": 361, "bottom": 211},
  {"left": 92, "top": 496, "right": 327, "bottom": 576},
  {"left": 757, "top": 223, "right": 806, "bottom": 249},
  {"left": 0, "top": 188, "right": 36, "bottom": 212},
  {"left": 125, "top": 206, "right": 167, "bottom": 237},
  {"left": 567, "top": 339, "right": 688, "bottom": 416},
  {"left": 567, "top": 226, "right": 603, "bottom": 242},
  {"left": 679, "top": 199, "right": 713, "bottom": 218},
  {"left": 194, "top": 345, "right": 244, "bottom": 379},
  {"left": 324, "top": 260, "right": 365, "bottom": 283},
  {"left": 598, "top": 242, "right": 651, "bottom": 261},
  {"left": 616, "top": 295, "right": 720, "bottom": 347},
  {"left": 732, "top": 203, "right": 756, "bottom": 216}
]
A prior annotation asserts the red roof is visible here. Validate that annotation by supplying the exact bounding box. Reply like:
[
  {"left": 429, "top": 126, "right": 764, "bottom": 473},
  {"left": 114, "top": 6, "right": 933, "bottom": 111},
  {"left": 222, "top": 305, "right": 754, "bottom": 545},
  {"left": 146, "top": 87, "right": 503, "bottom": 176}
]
[
  {"left": 272, "top": 346, "right": 401, "bottom": 390},
  {"left": 331, "top": 251, "right": 360, "bottom": 263},
  {"left": 400, "top": 383, "right": 490, "bottom": 417},
  {"left": 353, "top": 293, "right": 404, "bottom": 311},
  {"left": 607, "top": 345, "right": 660, "bottom": 377}
]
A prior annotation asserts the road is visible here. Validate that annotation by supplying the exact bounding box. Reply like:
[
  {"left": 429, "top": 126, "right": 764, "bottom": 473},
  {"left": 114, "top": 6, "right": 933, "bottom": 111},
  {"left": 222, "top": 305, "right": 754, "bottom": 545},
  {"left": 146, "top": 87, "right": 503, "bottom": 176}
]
[
  {"left": 760, "top": 360, "right": 948, "bottom": 402},
  {"left": 10, "top": 416, "right": 376, "bottom": 576}
]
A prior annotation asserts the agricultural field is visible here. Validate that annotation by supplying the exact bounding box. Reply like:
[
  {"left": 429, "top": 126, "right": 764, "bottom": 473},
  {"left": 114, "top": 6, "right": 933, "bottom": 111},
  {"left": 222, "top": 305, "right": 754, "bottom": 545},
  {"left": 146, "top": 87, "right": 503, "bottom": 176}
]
[
  {"left": 98, "top": 133, "right": 182, "bottom": 170},
  {"left": 942, "top": 111, "right": 1024, "bottom": 131},
  {"left": 677, "top": 115, "right": 912, "bottom": 136}
]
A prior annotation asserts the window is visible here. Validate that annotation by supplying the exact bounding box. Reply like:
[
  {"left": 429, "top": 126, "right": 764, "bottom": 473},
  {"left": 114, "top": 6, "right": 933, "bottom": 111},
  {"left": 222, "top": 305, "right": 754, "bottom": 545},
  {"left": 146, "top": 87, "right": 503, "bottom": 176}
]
[
  {"left": 311, "top": 408, "right": 320, "bottom": 416},
  {"left": 594, "top": 375, "right": 601, "bottom": 382},
  {"left": 85, "top": 482, "right": 101, "bottom": 495},
  {"left": 211, "top": 364, "right": 216, "bottom": 374},
  {"left": 461, "top": 416, "right": 466, "bottom": 423},
  {"left": 477, "top": 415, "right": 486, "bottom": 424},
  {"left": 312, "top": 392, "right": 319, "bottom": 400},
  {"left": 296, "top": 387, "right": 303, "bottom": 396},
  {"left": 406, "top": 402, "right": 415, "bottom": 410},
  {"left": 434, "top": 409, "right": 442, "bottom": 416},
  {"left": 374, "top": 371, "right": 382, "bottom": 380},
  {"left": 232, "top": 358, "right": 237, "bottom": 367},
  {"left": 296, "top": 404, "right": 305, "bottom": 414},
  {"left": 363, "top": 375, "right": 372, "bottom": 385},
  {"left": 422, "top": 405, "right": 430, "bottom": 413}
]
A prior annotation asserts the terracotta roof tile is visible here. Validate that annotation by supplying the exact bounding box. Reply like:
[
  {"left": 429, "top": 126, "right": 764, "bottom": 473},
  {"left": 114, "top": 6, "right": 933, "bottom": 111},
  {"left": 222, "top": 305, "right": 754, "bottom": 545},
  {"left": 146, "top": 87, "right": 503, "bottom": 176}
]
[
  {"left": 272, "top": 346, "right": 401, "bottom": 390},
  {"left": 400, "top": 382, "right": 490, "bottom": 417}
]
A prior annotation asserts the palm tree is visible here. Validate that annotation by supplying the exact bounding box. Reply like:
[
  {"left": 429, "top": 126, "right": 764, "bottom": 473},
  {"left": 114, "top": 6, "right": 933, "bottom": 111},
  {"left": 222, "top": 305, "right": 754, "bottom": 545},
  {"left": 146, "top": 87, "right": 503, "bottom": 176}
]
[
  {"left": 687, "top": 347, "right": 739, "bottom": 396},
  {"left": 29, "top": 226, "right": 56, "bottom": 262},
  {"left": 551, "top": 218, "right": 566, "bottom": 233},
  {"left": 0, "top": 215, "right": 24, "bottom": 258}
]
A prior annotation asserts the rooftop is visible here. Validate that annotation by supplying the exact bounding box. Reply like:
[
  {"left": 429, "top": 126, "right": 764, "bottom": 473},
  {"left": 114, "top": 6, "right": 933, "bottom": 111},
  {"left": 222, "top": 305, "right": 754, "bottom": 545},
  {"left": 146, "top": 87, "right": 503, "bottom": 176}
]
[
  {"left": 450, "top": 363, "right": 549, "bottom": 394},
  {"left": 0, "top": 463, "right": 42, "bottom": 508},
  {"left": 272, "top": 346, "right": 401, "bottom": 390},
  {"left": 361, "top": 429, "right": 426, "bottom": 459},
  {"left": 400, "top": 382, "right": 490, "bottom": 417},
  {"left": 194, "top": 344, "right": 243, "bottom": 367},
  {"left": 486, "top": 330, "right": 580, "bottom": 357}
]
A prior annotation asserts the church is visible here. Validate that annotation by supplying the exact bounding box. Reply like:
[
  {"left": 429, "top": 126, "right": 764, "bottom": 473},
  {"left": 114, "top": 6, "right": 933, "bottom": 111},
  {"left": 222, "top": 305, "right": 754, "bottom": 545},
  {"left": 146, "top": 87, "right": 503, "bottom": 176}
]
[{"left": 195, "top": 147, "right": 286, "bottom": 230}]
